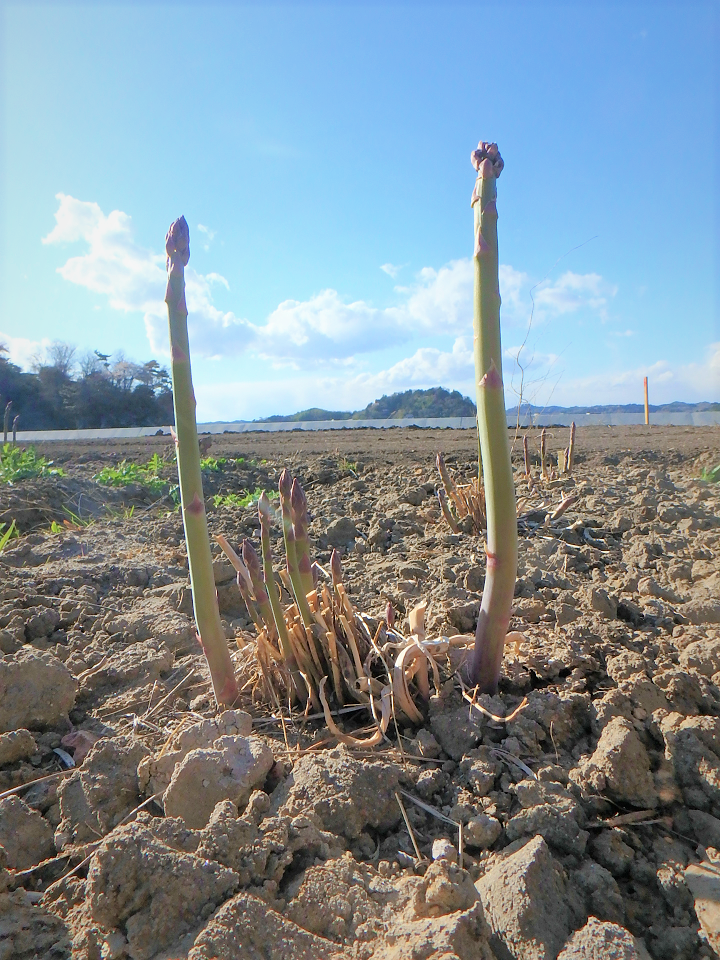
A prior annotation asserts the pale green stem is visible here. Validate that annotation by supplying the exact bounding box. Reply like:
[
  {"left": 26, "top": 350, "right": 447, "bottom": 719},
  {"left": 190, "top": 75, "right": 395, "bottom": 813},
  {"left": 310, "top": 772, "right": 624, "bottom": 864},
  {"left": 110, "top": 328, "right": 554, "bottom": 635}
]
[
  {"left": 279, "top": 469, "right": 313, "bottom": 626},
  {"left": 165, "top": 216, "right": 238, "bottom": 707},
  {"left": 468, "top": 146, "right": 518, "bottom": 694},
  {"left": 258, "top": 492, "right": 305, "bottom": 702}
]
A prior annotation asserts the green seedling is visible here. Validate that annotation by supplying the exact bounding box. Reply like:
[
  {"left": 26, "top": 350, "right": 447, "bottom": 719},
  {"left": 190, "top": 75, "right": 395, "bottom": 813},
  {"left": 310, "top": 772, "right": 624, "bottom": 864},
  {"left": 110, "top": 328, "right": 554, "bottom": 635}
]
[
  {"left": 165, "top": 216, "right": 238, "bottom": 707},
  {"left": 468, "top": 141, "right": 518, "bottom": 694},
  {"left": 0, "top": 444, "right": 64, "bottom": 484},
  {"left": 700, "top": 463, "right": 720, "bottom": 483},
  {"left": 0, "top": 520, "right": 18, "bottom": 553}
]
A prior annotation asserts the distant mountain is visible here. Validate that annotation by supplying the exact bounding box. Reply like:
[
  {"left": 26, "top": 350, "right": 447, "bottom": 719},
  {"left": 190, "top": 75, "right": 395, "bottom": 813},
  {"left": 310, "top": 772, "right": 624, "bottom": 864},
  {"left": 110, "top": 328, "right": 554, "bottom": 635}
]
[{"left": 256, "top": 389, "right": 718, "bottom": 423}]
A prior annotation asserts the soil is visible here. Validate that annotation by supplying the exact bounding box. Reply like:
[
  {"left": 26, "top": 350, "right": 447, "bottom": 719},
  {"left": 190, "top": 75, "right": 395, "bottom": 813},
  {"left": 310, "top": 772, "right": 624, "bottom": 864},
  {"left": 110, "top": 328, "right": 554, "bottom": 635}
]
[{"left": 1, "top": 425, "right": 719, "bottom": 960}]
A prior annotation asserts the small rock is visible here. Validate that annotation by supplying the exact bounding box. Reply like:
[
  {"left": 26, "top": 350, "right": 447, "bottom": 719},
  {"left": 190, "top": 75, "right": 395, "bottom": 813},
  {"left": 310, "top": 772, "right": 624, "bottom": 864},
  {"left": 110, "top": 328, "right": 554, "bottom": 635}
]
[
  {"left": 0, "top": 729, "right": 37, "bottom": 766},
  {"left": 448, "top": 602, "right": 480, "bottom": 633},
  {"left": 0, "top": 797, "right": 55, "bottom": 870},
  {"left": 684, "top": 862, "right": 720, "bottom": 956},
  {"left": 430, "top": 706, "right": 482, "bottom": 761},
  {"left": 688, "top": 810, "right": 720, "bottom": 849},
  {"left": 588, "top": 587, "right": 618, "bottom": 620},
  {"left": 475, "top": 835, "right": 572, "bottom": 960},
  {"left": 557, "top": 917, "right": 651, "bottom": 959},
  {"left": 325, "top": 517, "right": 359, "bottom": 548},
  {"left": 684, "top": 599, "right": 720, "bottom": 625},
  {"left": 570, "top": 717, "right": 656, "bottom": 809},
  {"left": 574, "top": 860, "right": 625, "bottom": 924},
  {"left": 590, "top": 830, "right": 635, "bottom": 877},
  {"left": 414, "top": 728, "right": 441, "bottom": 758},
  {"left": 163, "top": 735, "right": 274, "bottom": 829},
  {"left": 0, "top": 649, "right": 77, "bottom": 732},
  {"left": 188, "top": 891, "right": 347, "bottom": 960},
  {"left": 138, "top": 710, "right": 253, "bottom": 798},
  {"left": 55, "top": 736, "right": 150, "bottom": 849},
  {"left": 679, "top": 638, "right": 720, "bottom": 678},
  {"left": 555, "top": 602, "right": 580, "bottom": 626},
  {"left": 464, "top": 814, "right": 502, "bottom": 850},
  {"left": 432, "top": 838, "right": 458, "bottom": 863},
  {"left": 87, "top": 822, "right": 238, "bottom": 960},
  {"left": 271, "top": 746, "right": 402, "bottom": 839}
]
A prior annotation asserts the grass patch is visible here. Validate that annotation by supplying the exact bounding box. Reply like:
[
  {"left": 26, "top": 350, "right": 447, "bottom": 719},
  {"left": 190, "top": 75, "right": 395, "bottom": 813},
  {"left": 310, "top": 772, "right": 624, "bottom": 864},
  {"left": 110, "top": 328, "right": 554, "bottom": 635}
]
[
  {"left": 0, "top": 444, "right": 65, "bottom": 484},
  {"left": 700, "top": 463, "right": 720, "bottom": 483}
]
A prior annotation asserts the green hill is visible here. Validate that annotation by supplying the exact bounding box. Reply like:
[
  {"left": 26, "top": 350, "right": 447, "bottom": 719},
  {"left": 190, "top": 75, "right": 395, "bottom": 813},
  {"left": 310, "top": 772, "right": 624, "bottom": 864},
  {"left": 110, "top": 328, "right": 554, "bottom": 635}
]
[{"left": 257, "top": 387, "right": 476, "bottom": 422}]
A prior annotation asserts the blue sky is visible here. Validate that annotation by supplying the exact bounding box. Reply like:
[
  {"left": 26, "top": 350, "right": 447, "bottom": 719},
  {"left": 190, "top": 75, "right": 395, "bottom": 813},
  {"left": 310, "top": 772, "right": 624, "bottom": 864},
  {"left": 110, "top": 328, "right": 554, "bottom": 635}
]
[{"left": 1, "top": 1, "right": 718, "bottom": 420}]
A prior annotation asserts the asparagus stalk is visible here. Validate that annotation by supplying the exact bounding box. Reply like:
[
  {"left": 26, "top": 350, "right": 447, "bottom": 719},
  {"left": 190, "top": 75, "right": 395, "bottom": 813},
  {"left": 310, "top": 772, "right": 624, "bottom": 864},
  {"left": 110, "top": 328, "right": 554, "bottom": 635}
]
[
  {"left": 241, "top": 539, "right": 277, "bottom": 640},
  {"left": 278, "top": 469, "right": 313, "bottom": 625},
  {"left": 165, "top": 217, "right": 238, "bottom": 707},
  {"left": 540, "top": 428, "right": 547, "bottom": 480},
  {"left": 468, "top": 143, "right": 518, "bottom": 694},
  {"left": 290, "top": 479, "right": 315, "bottom": 598},
  {"left": 258, "top": 494, "right": 303, "bottom": 675}
]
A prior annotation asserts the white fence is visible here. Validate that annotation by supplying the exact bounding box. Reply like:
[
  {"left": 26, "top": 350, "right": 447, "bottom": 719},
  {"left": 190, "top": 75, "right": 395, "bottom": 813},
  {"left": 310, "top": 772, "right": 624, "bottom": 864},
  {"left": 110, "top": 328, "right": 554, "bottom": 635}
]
[{"left": 13, "top": 410, "right": 720, "bottom": 442}]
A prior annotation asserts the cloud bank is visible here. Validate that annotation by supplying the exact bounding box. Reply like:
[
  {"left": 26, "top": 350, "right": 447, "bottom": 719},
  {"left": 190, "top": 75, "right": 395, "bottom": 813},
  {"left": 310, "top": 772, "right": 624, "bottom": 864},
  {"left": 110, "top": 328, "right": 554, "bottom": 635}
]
[{"left": 41, "top": 194, "right": 615, "bottom": 366}]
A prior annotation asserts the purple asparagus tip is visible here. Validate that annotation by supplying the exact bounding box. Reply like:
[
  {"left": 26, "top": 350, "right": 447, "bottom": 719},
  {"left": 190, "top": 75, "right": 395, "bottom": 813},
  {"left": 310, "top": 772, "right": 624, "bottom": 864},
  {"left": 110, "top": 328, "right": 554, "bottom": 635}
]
[
  {"left": 330, "top": 548, "right": 342, "bottom": 585},
  {"left": 241, "top": 538, "right": 262, "bottom": 579},
  {"left": 290, "top": 477, "right": 307, "bottom": 515},
  {"left": 279, "top": 468, "right": 292, "bottom": 501},
  {"left": 385, "top": 601, "right": 395, "bottom": 628},
  {"left": 470, "top": 141, "right": 504, "bottom": 178},
  {"left": 165, "top": 216, "right": 190, "bottom": 262}
]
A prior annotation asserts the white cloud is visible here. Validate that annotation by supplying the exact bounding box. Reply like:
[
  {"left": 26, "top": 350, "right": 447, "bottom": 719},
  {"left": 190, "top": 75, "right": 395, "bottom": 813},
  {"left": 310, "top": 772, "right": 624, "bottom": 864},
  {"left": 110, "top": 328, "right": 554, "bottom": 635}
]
[
  {"left": 42, "top": 194, "right": 618, "bottom": 368},
  {"left": 380, "top": 262, "right": 402, "bottom": 278},
  {"left": 197, "top": 224, "right": 216, "bottom": 251},
  {"left": 541, "top": 341, "right": 720, "bottom": 407},
  {"left": 0, "top": 332, "right": 53, "bottom": 370},
  {"left": 194, "top": 341, "right": 720, "bottom": 422},
  {"left": 532, "top": 271, "right": 617, "bottom": 321}
]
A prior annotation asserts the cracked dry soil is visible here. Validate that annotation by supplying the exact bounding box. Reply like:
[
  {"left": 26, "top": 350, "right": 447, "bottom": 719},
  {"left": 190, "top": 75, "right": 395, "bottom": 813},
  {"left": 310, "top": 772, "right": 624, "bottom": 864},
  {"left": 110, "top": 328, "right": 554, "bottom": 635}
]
[{"left": 1, "top": 425, "right": 719, "bottom": 960}]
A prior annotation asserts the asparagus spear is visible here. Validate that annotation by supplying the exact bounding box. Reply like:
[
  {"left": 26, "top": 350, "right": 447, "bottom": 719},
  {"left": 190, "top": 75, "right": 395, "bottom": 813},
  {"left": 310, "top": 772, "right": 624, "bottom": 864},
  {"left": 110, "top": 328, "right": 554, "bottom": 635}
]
[
  {"left": 468, "top": 143, "right": 518, "bottom": 694},
  {"left": 279, "top": 469, "right": 313, "bottom": 625},
  {"left": 165, "top": 216, "right": 238, "bottom": 707},
  {"left": 290, "top": 478, "right": 315, "bottom": 598},
  {"left": 258, "top": 491, "right": 304, "bottom": 700}
]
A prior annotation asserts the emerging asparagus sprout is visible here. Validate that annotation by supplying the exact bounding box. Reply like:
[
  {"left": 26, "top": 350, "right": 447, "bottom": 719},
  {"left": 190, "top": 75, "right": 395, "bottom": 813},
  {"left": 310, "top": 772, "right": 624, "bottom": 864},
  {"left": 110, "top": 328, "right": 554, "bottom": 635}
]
[
  {"left": 217, "top": 473, "right": 473, "bottom": 740},
  {"left": 165, "top": 217, "right": 238, "bottom": 707},
  {"left": 468, "top": 142, "right": 518, "bottom": 694}
]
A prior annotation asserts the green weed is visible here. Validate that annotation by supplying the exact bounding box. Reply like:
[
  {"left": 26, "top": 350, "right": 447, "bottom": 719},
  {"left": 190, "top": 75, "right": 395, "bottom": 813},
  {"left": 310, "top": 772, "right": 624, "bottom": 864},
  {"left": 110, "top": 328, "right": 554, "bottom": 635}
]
[
  {"left": 200, "top": 456, "right": 228, "bottom": 472},
  {"left": 95, "top": 459, "right": 167, "bottom": 494},
  {"left": 700, "top": 463, "right": 720, "bottom": 483},
  {"left": 0, "top": 444, "right": 64, "bottom": 484},
  {"left": 0, "top": 520, "right": 18, "bottom": 553},
  {"left": 212, "top": 488, "right": 278, "bottom": 510}
]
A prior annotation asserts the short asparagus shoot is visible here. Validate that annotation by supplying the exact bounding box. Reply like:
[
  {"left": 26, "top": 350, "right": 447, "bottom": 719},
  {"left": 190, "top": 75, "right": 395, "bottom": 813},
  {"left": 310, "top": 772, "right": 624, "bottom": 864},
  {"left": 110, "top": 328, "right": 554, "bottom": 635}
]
[
  {"left": 468, "top": 142, "right": 518, "bottom": 693},
  {"left": 165, "top": 217, "right": 238, "bottom": 707}
]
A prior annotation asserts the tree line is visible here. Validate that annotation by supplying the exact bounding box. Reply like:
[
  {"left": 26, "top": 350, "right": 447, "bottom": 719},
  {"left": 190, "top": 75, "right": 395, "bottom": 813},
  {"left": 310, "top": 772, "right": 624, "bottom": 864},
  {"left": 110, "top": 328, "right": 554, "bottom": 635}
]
[{"left": 0, "top": 342, "right": 174, "bottom": 431}]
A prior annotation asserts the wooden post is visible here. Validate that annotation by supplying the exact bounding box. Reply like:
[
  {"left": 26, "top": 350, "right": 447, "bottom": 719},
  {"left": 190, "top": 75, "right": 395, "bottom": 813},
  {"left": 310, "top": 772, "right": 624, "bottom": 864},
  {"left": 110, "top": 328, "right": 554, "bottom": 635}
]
[{"left": 644, "top": 377, "right": 649, "bottom": 425}]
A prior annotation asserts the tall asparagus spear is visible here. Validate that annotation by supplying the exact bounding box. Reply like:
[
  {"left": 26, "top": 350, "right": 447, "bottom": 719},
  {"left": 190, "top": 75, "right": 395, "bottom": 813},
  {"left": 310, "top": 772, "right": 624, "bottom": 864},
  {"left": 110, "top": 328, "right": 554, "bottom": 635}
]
[
  {"left": 468, "top": 143, "right": 518, "bottom": 694},
  {"left": 165, "top": 217, "right": 238, "bottom": 707}
]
